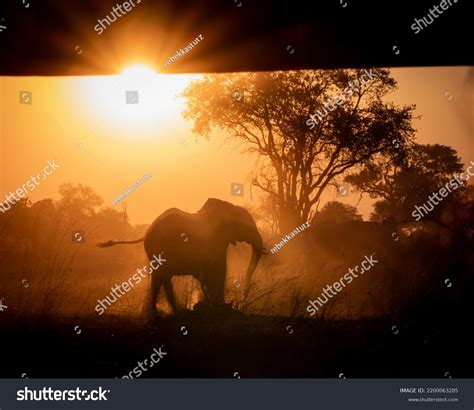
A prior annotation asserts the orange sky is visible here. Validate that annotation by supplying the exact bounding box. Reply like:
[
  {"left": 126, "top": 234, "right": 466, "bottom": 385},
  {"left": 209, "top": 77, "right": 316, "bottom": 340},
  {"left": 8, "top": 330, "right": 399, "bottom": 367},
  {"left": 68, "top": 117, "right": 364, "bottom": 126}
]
[{"left": 1, "top": 66, "right": 472, "bottom": 224}]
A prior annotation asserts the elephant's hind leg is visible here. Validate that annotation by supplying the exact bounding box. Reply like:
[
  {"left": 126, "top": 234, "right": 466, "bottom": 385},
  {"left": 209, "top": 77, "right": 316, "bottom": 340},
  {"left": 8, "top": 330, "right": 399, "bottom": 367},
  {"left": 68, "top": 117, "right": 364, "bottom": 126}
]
[
  {"left": 200, "top": 282, "right": 210, "bottom": 302},
  {"left": 208, "top": 254, "right": 227, "bottom": 306},
  {"left": 149, "top": 272, "right": 163, "bottom": 318},
  {"left": 163, "top": 279, "right": 178, "bottom": 313}
]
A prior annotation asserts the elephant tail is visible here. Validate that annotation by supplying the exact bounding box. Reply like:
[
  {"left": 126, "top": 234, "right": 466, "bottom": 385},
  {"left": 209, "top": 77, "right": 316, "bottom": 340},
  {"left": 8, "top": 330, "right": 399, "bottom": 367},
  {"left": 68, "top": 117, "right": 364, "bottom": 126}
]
[{"left": 96, "top": 237, "right": 144, "bottom": 248}]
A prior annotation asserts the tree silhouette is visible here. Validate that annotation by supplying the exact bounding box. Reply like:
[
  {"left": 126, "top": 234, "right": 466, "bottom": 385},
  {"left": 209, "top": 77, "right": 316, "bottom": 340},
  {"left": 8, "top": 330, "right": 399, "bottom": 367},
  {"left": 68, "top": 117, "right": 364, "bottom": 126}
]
[
  {"left": 57, "top": 183, "right": 103, "bottom": 220},
  {"left": 182, "top": 69, "right": 416, "bottom": 230},
  {"left": 245, "top": 195, "right": 279, "bottom": 237},
  {"left": 345, "top": 144, "right": 464, "bottom": 222},
  {"left": 313, "top": 201, "right": 362, "bottom": 224}
]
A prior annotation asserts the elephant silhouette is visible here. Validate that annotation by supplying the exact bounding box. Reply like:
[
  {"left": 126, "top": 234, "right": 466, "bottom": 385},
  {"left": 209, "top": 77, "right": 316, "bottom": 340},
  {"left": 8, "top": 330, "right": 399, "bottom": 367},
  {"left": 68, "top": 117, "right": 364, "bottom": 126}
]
[{"left": 97, "top": 198, "right": 264, "bottom": 317}]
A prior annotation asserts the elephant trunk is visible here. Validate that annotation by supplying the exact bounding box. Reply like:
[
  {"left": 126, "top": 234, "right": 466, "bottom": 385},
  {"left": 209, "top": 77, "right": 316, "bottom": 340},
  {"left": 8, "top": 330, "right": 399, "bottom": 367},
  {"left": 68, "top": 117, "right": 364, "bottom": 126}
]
[{"left": 244, "top": 234, "right": 263, "bottom": 298}]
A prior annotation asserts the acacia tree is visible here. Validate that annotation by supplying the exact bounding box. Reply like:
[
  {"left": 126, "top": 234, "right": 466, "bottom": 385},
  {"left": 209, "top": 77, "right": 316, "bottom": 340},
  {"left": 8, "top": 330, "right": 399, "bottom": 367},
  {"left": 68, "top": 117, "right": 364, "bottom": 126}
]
[
  {"left": 313, "top": 201, "right": 362, "bottom": 224},
  {"left": 57, "top": 183, "right": 103, "bottom": 220},
  {"left": 345, "top": 144, "right": 464, "bottom": 222},
  {"left": 182, "top": 69, "right": 416, "bottom": 231}
]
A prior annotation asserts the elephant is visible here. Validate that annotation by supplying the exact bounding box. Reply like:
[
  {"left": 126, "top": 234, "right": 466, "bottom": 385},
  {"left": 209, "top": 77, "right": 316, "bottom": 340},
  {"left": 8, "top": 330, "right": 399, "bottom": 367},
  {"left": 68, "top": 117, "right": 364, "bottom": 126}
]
[{"left": 97, "top": 198, "right": 264, "bottom": 317}]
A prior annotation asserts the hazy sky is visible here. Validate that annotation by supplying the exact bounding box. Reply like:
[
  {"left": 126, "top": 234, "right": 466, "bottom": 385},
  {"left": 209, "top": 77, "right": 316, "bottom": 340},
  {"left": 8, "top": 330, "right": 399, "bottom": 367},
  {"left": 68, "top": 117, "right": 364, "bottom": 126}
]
[{"left": 1, "top": 66, "right": 472, "bottom": 224}]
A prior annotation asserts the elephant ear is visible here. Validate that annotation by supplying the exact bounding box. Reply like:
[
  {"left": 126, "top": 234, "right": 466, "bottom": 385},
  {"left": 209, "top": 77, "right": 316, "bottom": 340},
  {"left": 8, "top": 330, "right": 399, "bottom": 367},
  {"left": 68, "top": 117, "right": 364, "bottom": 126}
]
[
  {"left": 198, "top": 198, "right": 235, "bottom": 223},
  {"left": 198, "top": 198, "right": 241, "bottom": 240},
  {"left": 199, "top": 198, "right": 233, "bottom": 214}
]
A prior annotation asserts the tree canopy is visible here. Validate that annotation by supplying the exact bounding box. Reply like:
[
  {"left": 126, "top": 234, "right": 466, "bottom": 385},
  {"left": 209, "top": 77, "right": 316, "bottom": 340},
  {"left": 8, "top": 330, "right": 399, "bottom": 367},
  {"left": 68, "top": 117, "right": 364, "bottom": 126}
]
[
  {"left": 313, "top": 201, "right": 363, "bottom": 224},
  {"left": 345, "top": 143, "right": 464, "bottom": 222},
  {"left": 182, "top": 69, "right": 416, "bottom": 230}
]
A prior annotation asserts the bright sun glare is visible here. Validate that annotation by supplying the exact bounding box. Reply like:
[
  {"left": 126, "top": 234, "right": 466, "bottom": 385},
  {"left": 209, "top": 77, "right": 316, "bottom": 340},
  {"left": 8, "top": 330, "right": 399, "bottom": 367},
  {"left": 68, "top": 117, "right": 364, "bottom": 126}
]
[
  {"left": 74, "top": 64, "right": 200, "bottom": 137},
  {"left": 121, "top": 64, "right": 157, "bottom": 78}
]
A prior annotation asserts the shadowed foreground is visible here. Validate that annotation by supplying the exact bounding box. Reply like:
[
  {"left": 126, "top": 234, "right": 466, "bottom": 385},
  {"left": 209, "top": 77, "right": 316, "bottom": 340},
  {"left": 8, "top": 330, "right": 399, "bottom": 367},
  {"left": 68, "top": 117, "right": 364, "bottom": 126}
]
[{"left": 0, "top": 306, "right": 472, "bottom": 378}]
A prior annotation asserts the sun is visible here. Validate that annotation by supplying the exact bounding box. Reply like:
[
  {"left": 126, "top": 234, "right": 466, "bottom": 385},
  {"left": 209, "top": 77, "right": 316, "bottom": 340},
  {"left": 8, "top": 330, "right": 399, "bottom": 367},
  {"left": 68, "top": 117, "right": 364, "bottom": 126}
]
[
  {"left": 120, "top": 64, "right": 157, "bottom": 85},
  {"left": 72, "top": 64, "right": 200, "bottom": 138}
]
